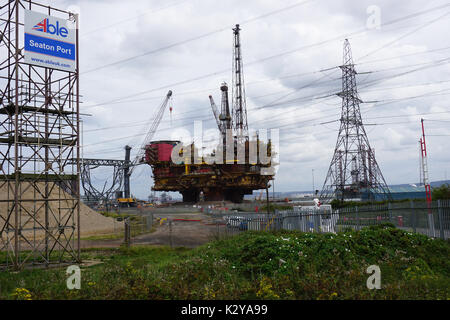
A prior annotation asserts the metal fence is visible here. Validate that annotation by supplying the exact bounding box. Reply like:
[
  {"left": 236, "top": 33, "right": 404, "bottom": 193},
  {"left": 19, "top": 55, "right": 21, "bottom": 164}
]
[
  {"left": 212, "top": 200, "right": 450, "bottom": 240},
  {"left": 124, "top": 214, "right": 154, "bottom": 246}
]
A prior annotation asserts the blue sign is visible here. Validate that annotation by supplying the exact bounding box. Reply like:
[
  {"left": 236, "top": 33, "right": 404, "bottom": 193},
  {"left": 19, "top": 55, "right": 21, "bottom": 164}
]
[{"left": 25, "top": 33, "right": 75, "bottom": 61}]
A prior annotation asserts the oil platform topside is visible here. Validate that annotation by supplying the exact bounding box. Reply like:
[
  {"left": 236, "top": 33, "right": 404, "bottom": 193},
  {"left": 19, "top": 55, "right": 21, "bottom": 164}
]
[{"left": 143, "top": 25, "right": 276, "bottom": 203}]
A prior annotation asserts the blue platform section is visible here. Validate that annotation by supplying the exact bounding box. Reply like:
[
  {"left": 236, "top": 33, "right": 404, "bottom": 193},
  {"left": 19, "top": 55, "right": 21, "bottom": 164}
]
[
  {"left": 361, "top": 184, "right": 427, "bottom": 201},
  {"left": 25, "top": 33, "right": 75, "bottom": 61}
]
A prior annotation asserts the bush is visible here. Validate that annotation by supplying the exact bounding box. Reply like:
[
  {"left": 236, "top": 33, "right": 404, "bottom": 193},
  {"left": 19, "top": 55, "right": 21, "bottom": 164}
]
[
  {"left": 432, "top": 183, "right": 450, "bottom": 200},
  {"left": 330, "top": 198, "right": 422, "bottom": 209},
  {"left": 1, "top": 225, "right": 449, "bottom": 300}
]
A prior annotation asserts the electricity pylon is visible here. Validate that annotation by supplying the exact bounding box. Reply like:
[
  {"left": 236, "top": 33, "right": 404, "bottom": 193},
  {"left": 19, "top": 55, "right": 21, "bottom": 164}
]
[{"left": 320, "top": 39, "right": 391, "bottom": 202}]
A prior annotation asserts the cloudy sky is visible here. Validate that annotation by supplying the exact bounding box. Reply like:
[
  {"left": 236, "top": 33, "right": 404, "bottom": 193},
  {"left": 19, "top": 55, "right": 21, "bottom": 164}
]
[{"left": 45, "top": 0, "right": 450, "bottom": 198}]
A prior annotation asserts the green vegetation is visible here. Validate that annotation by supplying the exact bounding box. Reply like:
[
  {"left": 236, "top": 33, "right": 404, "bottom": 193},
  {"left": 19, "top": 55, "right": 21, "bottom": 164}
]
[
  {"left": 432, "top": 183, "right": 450, "bottom": 200},
  {"left": 99, "top": 211, "right": 139, "bottom": 220},
  {"left": 96, "top": 212, "right": 155, "bottom": 239},
  {"left": 1, "top": 224, "right": 449, "bottom": 300},
  {"left": 260, "top": 203, "right": 293, "bottom": 212},
  {"left": 81, "top": 233, "right": 125, "bottom": 241},
  {"left": 330, "top": 198, "right": 426, "bottom": 209}
]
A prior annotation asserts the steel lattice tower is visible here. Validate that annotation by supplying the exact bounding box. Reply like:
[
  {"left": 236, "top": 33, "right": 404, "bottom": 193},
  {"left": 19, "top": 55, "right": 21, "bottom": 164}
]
[
  {"left": 320, "top": 39, "right": 391, "bottom": 202},
  {"left": 231, "top": 24, "right": 249, "bottom": 139}
]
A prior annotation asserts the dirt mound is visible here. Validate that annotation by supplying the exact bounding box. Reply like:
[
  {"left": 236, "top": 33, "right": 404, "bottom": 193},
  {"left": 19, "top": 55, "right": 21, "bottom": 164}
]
[{"left": 0, "top": 181, "right": 122, "bottom": 238}]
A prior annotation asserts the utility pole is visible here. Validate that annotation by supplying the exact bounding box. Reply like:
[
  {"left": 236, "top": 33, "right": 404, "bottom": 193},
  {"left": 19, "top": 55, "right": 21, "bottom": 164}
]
[
  {"left": 124, "top": 145, "right": 132, "bottom": 198},
  {"left": 420, "top": 119, "right": 435, "bottom": 237},
  {"left": 272, "top": 178, "right": 275, "bottom": 201},
  {"left": 419, "top": 140, "right": 423, "bottom": 185},
  {"left": 420, "top": 119, "right": 432, "bottom": 204},
  {"left": 312, "top": 169, "right": 315, "bottom": 197}
]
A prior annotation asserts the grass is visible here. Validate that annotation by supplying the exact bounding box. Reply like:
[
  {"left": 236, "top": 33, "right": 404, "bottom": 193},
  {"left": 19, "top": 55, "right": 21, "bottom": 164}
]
[
  {"left": 81, "top": 233, "right": 124, "bottom": 241},
  {"left": 81, "top": 220, "right": 157, "bottom": 241},
  {"left": 0, "top": 223, "right": 449, "bottom": 300}
]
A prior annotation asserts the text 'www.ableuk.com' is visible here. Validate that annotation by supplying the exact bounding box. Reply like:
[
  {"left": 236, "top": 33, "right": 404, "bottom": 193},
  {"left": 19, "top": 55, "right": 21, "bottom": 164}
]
[{"left": 30, "top": 56, "right": 71, "bottom": 69}]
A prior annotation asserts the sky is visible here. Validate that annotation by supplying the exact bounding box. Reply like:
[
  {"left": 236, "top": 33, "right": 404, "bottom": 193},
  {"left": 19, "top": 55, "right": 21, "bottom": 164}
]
[{"left": 40, "top": 0, "right": 450, "bottom": 199}]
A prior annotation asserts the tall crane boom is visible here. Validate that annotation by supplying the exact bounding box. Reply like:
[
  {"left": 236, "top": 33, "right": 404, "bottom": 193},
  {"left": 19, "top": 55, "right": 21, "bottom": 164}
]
[
  {"left": 209, "top": 95, "right": 222, "bottom": 134},
  {"left": 232, "top": 24, "right": 249, "bottom": 139},
  {"left": 129, "top": 90, "right": 172, "bottom": 174}
]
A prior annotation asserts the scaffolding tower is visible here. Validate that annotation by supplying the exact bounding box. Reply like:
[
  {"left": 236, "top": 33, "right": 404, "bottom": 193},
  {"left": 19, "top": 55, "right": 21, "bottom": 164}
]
[{"left": 0, "top": 0, "right": 80, "bottom": 269}]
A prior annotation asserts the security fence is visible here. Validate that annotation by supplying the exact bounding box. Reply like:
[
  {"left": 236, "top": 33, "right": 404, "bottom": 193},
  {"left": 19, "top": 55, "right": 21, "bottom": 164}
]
[
  {"left": 123, "top": 214, "right": 154, "bottom": 246},
  {"left": 212, "top": 200, "right": 450, "bottom": 240}
]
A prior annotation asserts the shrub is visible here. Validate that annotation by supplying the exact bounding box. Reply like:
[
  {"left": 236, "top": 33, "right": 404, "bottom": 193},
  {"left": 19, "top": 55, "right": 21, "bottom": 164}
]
[{"left": 432, "top": 183, "right": 450, "bottom": 200}]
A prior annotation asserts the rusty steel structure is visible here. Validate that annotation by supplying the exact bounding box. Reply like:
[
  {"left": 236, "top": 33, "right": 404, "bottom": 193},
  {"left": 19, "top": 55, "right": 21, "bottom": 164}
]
[
  {"left": 0, "top": 1, "right": 80, "bottom": 269},
  {"left": 145, "top": 25, "right": 275, "bottom": 203},
  {"left": 146, "top": 135, "right": 275, "bottom": 203},
  {"left": 320, "top": 39, "right": 391, "bottom": 202},
  {"left": 71, "top": 146, "right": 131, "bottom": 208},
  {"left": 73, "top": 157, "right": 126, "bottom": 204}
]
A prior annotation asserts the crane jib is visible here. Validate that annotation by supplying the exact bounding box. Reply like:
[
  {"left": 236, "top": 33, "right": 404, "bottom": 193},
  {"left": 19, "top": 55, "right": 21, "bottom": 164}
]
[{"left": 129, "top": 90, "right": 173, "bottom": 175}]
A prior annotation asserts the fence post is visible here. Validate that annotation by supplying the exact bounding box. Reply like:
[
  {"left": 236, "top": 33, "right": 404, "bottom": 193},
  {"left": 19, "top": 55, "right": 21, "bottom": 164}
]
[
  {"left": 355, "top": 206, "right": 359, "bottom": 231},
  {"left": 411, "top": 200, "right": 416, "bottom": 233},
  {"left": 314, "top": 210, "right": 320, "bottom": 233},
  {"left": 388, "top": 202, "right": 392, "bottom": 224},
  {"left": 169, "top": 219, "right": 173, "bottom": 248},
  {"left": 216, "top": 220, "right": 219, "bottom": 238},
  {"left": 124, "top": 217, "right": 130, "bottom": 248},
  {"left": 438, "top": 200, "right": 444, "bottom": 240}
]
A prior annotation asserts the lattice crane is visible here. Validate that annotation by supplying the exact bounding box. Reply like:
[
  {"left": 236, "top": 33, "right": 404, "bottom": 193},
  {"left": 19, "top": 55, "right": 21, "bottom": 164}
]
[
  {"left": 209, "top": 95, "right": 223, "bottom": 134},
  {"left": 125, "top": 90, "right": 172, "bottom": 175}
]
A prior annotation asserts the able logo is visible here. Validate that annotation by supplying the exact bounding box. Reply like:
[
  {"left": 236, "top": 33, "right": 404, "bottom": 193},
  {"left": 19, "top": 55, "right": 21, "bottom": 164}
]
[{"left": 32, "top": 18, "right": 68, "bottom": 38}]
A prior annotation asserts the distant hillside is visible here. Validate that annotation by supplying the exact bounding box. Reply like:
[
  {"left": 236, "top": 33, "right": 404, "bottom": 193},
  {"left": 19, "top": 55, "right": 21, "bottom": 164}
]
[
  {"left": 245, "top": 180, "right": 450, "bottom": 200},
  {"left": 430, "top": 180, "right": 450, "bottom": 188}
]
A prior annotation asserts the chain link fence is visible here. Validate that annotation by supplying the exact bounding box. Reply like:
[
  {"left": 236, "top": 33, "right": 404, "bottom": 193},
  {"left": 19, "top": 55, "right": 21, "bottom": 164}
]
[{"left": 122, "top": 213, "right": 154, "bottom": 246}]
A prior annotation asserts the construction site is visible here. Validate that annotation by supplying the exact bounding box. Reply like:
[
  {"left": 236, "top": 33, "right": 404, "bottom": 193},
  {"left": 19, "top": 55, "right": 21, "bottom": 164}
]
[{"left": 0, "top": 0, "right": 449, "bottom": 292}]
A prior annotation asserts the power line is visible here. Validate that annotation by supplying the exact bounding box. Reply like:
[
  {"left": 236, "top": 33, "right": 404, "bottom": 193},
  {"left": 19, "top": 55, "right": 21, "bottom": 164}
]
[
  {"left": 82, "top": 26, "right": 450, "bottom": 157},
  {"left": 84, "top": 107, "right": 450, "bottom": 158},
  {"left": 423, "top": 119, "right": 450, "bottom": 122},
  {"left": 81, "top": 0, "right": 191, "bottom": 37},
  {"left": 82, "top": 2, "right": 450, "bottom": 108},
  {"left": 80, "top": 44, "right": 450, "bottom": 109},
  {"left": 358, "top": 9, "right": 450, "bottom": 60},
  {"left": 84, "top": 69, "right": 450, "bottom": 144},
  {"left": 245, "top": 56, "right": 450, "bottom": 116},
  {"left": 82, "top": 0, "right": 318, "bottom": 74}
]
